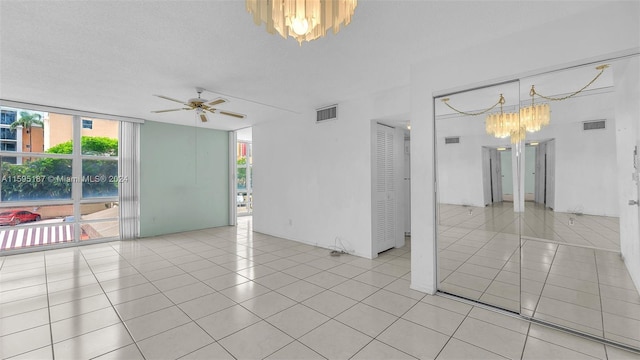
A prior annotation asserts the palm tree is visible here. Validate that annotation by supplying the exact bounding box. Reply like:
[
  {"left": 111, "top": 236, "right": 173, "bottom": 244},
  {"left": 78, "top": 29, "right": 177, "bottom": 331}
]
[{"left": 10, "top": 111, "right": 44, "bottom": 152}]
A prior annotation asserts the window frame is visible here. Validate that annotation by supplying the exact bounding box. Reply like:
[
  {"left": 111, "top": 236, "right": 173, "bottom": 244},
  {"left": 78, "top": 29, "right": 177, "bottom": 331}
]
[
  {"left": 0, "top": 101, "right": 133, "bottom": 253},
  {"left": 82, "top": 119, "right": 93, "bottom": 129}
]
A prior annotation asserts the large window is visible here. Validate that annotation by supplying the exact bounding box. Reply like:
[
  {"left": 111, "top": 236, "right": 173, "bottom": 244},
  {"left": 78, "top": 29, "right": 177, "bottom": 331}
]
[{"left": 0, "top": 106, "right": 121, "bottom": 252}]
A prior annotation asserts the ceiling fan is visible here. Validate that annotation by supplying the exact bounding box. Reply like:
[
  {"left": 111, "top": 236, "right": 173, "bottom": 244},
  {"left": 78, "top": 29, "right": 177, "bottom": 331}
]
[{"left": 151, "top": 87, "right": 246, "bottom": 122}]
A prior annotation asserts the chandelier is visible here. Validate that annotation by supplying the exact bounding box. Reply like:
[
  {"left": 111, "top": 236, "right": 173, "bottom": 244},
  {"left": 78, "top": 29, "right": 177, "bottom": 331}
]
[
  {"left": 246, "top": 0, "right": 358, "bottom": 45},
  {"left": 519, "top": 90, "right": 550, "bottom": 134},
  {"left": 485, "top": 94, "right": 520, "bottom": 140},
  {"left": 441, "top": 65, "right": 608, "bottom": 144}
]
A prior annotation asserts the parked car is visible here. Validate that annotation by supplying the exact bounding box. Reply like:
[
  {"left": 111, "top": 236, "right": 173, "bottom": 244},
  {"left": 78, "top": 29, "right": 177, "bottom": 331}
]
[{"left": 0, "top": 210, "right": 42, "bottom": 226}]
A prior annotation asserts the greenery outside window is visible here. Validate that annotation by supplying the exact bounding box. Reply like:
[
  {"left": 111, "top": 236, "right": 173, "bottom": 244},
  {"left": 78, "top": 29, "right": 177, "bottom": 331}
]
[{"left": 0, "top": 106, "right": 121, "bottom": 252}]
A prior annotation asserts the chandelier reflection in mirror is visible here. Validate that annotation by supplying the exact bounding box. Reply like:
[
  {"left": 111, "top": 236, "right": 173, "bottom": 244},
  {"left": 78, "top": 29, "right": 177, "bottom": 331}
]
[
  {"left": 246, "top": 0, "right": 358, "bottom": 45},
  {"left": 442, "top": 65, "right": 608, "bottom": 144}
]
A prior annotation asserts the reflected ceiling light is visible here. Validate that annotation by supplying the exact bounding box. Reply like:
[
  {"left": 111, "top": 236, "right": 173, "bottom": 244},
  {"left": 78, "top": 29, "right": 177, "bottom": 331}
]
[
  {"left": 497, "top": 147, "right": 507, "bottom": 151},
  {"left": 441, "top": 65, "right": 609, "bottom": 145},
  {"left": 484, "top": 94, "right": 520, "bottom": 141},
  {"left": 246, "top": 0, "right": 358, "bottom": 45},
  {"left": 519, "top": 85, "right": 550, "bottom": 134},
  {"left": 529, "top": 142, "right": 539, "bottom": 146}
]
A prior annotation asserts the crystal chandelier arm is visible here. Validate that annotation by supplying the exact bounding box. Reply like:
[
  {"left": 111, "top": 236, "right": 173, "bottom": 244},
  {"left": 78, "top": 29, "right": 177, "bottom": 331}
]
[
  {"left": 441, "top": 94, "right": 505, "bottom": 116},
  {"left": 532, "top": 64, "right": 609, "bottom": 101}
]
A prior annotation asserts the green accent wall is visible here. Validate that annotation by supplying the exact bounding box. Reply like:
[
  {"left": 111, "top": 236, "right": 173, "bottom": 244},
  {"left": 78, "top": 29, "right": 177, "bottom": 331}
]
[{"left": 139, "top": 121, "right": 229, "bottom": 237}]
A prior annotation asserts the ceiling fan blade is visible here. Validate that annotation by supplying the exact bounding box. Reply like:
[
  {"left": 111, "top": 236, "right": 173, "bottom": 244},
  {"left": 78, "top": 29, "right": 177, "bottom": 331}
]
[
  {"left": 219, "top": 111, "right": 246, "bottom": 119},
  {"left": 199, "top": 113, "right": 209, "bottom": 122},
  {"left": 151, "top": 108, "right": 189, "bottom": 113},
  {"left": 154, "top": 94, "right": 188, "bottom": 105},
  {"left": 207, "top": 98, "right": 227, "bottom": 106}
]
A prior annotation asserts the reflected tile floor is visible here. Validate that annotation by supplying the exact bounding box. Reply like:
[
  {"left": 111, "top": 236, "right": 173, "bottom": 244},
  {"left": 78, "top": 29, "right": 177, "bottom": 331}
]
[
  {"left": 438, "top": 202, "right": 640, "bottom": 351},
  {"left": 0, "top": 217, "right": 638, "bottom": 359},
  {"left": 438, "top": 202, "right": 620, "bottom": 250}
]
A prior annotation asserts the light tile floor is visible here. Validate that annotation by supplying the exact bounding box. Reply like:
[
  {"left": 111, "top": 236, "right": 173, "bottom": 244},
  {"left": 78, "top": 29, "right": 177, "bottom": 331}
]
[
  {"left": 438, "top": 202, "right": 620, "bottom": 250},
  {"left": 438, "top": 202, "right": 640, "bottom": 350},
  {"left": 0, "top": 217, "right": 638, "bottom": 359}
]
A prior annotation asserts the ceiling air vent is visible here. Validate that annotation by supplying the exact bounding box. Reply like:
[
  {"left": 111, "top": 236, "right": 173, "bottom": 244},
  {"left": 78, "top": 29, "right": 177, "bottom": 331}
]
[
  {"left": 316, "top": 105, "right": 338, "bottom": 123},
  {"left": 583, "top": 120, "right": 606, "bottom": 131},
  {"left": 445, "top": 136, "right": 460, "bottom": 144}
]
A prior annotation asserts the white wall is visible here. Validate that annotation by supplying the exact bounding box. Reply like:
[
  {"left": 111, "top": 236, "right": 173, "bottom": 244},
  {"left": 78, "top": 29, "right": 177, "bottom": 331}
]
[
  {"left": 434, "top": 91, "right": 618, "bottom": 215},
  {"left": 614, "top": 56, "right": 640, "bottom": 292},
  {"left": 530, "top": 93, "right": 618, "bottom": 216},
  {"left": 436, "top": 114, "right": 512, "bottom": 207},
  {"left": 253, "top": 86, "right": 410, "bottom": 258},
  {"left": 410, "top": 2, "right": 640, "bottom": 294}
]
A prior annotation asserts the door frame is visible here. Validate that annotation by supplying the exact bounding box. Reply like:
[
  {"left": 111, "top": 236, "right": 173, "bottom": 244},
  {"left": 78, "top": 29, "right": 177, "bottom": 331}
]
[{"left": 482, "top": 147, "right": 504, "bottom": 205}]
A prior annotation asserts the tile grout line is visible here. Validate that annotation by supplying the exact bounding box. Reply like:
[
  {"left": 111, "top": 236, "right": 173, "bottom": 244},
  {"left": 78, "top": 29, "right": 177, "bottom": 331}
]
[
  {"left": 594, "top": 250, "right": 608, "bottom": 359},
  {"left": 519, "top": 318, "right": 533, "bottom": 359},
  {"left": 109, "top": 240, "right": 238, "bottom": 358},
  {"left": 80, "top": 243, "right": 148, "bottom": 360},
  {"left": 527, "top": 239, "right": 559, "bottom": 319},
  {"left": 340, "top": 286, "right": 423, "bottom": 359},
  {"left": 6, "top": 215, "right": 638, "bottom": 359},
  {"left": 234, "top": 243, "right": 415, "bottom": 359},
  {"left": 141, "top": 229, "right": 341, "bottom": 358},
  {"left": 43, "top": 252, "right": 56, "bottom": 360},
  {"left": 185, "top": 224, "right": 338, "bottom": 359},
  {"left": 429, "top": 299, "right": 474, "bottom": 360}
]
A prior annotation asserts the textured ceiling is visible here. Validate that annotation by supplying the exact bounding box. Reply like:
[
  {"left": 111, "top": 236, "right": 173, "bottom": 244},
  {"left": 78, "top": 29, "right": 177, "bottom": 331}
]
[{"left": 0, "top": 1, "right": 608, "bottom": 131}]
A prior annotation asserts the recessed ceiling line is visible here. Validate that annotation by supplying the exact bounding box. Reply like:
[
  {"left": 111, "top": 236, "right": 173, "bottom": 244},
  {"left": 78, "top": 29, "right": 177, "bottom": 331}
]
[{"left": 202, "top": 88, "right": 301, "bottom": 114}]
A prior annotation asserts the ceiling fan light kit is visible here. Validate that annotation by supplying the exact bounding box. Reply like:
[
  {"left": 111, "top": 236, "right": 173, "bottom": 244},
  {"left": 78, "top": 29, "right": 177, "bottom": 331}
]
[
  {"left": 151, "top": 88, "right": 246, "bottom": 122},
  {"left": 246, "top": 0, "right": 358, "bottom": 45}
]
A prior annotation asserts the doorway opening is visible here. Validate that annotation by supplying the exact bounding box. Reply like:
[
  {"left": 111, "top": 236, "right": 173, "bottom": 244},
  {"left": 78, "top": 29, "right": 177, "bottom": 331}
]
[
  {"left": 482, "top": 141, "right": 555, "bottom": 208},
  {"left": 371, "top": 121, "right": 410, "bottom": 257},
  {"left": 236, "top": 127, "right": 252, "bottom": 218},
  {"left": 532, "top": 139, "right": 555, "bottom": 209}
]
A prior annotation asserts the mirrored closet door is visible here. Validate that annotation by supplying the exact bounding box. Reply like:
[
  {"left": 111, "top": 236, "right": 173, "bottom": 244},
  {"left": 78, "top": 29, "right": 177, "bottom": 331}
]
[
  {"left": 519, "top": 56, "right": 640, "bottom": 350},
  {"left": 435, "top": 54, "right": 640, "bottom": 351},
  {"left": 435, "top": 81, "right": 522, "bottom": 313}
]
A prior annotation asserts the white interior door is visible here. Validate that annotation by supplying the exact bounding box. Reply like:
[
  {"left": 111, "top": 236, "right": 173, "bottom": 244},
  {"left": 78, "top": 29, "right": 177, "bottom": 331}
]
[
  {"left": 404, "top": 138, "right": 411, "bottom": 235},
  {"left": 524, "top": 146, "right": 536, "bottom": 201},
  {"left": 482, "top": 147, "right": 491, "bottom": 205},
  {"left": 636, "top": 144, "right": 640, "bottom": 246},
  {"left": 501, "top": 150, "right": 513, "bottom": 201},
  {"left": 545, "top": 139, "right": 556, "bottom": 209},
  {"left": 482, "top": 147, "right": 503, "bottom": 205},
  {"left": 373, "top": 123, "right": 398, "bottom": 254},
  {"left": 491, "top": 148, "right": 503, "bottom": 203},
  {"left": 534, "top": 142, "right": 546, "bottom": 204}
]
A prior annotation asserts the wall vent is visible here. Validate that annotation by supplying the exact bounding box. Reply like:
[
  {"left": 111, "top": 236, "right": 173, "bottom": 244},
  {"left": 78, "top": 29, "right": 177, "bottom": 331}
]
[
  {"left": 316, "top": 105, "right": 338, "bottom": 123},
  {"left": 445, "top": 136, "right": 460, "bottom": 144},
  {"left": 583, "top": 120, "right": 606, "bottom": 131}
]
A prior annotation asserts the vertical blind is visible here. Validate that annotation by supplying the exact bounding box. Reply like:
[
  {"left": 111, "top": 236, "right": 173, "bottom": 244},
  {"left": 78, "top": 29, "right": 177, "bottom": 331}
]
[{"left": 119, "top": 121, "right": 140, "bottom": 239}]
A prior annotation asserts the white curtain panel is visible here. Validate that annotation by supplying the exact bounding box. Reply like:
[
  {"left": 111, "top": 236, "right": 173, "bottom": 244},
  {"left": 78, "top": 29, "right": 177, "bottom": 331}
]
[{"left": 119, "top": 121, "right": 140, "bottom": 239}]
